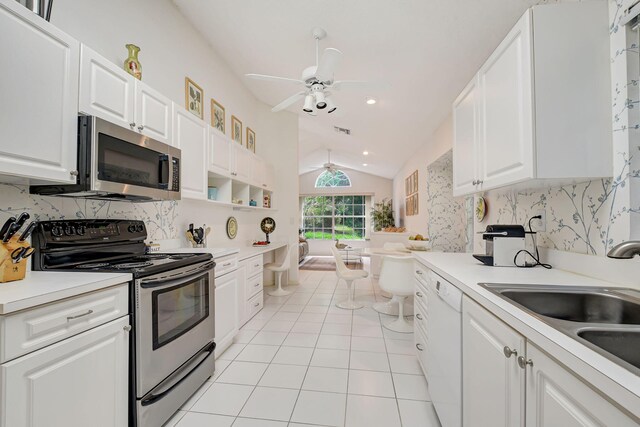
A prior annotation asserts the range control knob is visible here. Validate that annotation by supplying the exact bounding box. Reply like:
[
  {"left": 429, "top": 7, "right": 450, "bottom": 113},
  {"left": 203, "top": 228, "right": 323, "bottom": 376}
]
[
  {"left": 51, "top": 226, "right": 63, "bottom": 237},
  {"left": 64, "top": 225, "right": 75, "bottom": 236},
  {"left": 128, "top": 224, "right": 136, "bottom": 233},
  {"left": 136, "top": 224, "right": 144, "bottom": 232},
  {"left": 76, "top": 225, "right": 86, "bottom": 236}
]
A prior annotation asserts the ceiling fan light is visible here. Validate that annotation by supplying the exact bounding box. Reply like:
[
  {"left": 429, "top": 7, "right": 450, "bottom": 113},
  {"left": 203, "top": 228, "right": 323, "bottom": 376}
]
[
  {"left": 315, "top": 90, "right": 327, "bottom": 109},
  {"left": 302, "top": 94, "right": 314, "bottom": 113},
  {"left": 325, "top": 97, "right": 337, "bottom": 113}
]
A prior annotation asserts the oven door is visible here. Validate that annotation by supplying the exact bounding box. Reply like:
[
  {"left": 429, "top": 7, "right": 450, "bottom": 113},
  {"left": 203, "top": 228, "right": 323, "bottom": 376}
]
[
  {"left": 91, "top": 117, "right": 180, "bottom": 200},
  {"left": 135, "top": 260, "right": 215, "bottom": 396}
]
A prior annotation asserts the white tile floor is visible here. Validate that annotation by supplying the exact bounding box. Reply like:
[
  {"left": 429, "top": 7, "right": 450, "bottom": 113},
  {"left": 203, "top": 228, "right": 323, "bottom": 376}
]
[{"left": 164, "top": 267, "right": 441, "bottom": 427}]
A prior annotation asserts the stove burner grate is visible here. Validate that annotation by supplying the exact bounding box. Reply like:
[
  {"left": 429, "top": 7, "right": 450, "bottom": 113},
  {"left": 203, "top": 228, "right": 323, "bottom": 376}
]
[{"left": 113, "top": 261, "right": 153, "bottom": 269}]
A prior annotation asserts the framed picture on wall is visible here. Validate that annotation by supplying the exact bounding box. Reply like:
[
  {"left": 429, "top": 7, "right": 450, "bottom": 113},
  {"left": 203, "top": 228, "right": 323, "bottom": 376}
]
[
  {"left": 185, "top": 77, "right": 204, "bottom": 119},
  {"left": 211, "top": 98, "right": 225, "bottom": 134},
  {"left": 231, "top": 115, "right": 242, "bottom": 145},
  {"left": 246, "top": 127, "right": 256, "bottom": 153}
]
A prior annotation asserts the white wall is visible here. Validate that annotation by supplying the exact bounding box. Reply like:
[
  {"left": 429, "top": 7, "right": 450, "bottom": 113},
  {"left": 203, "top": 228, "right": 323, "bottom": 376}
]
[
  {"left": 392, "top": 115, "right": 453, "bottom": 236},
  {"left": 1, "top": 0, "right": 301, "bottom": 281}
]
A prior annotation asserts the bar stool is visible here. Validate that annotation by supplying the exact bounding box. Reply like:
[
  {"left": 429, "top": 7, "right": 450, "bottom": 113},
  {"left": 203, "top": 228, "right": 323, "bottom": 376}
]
[
  {"left": 265, "top": 245, "right": 294, "bottom": 296},
  {"left": 331, "top": 246, "right": 368, "bottom": 310},
  {"left": 378, "top": 255, "right": 414, "bottom": 333},
  {"left": 373, "top": 243, "right": 414, "bottom": 316}
]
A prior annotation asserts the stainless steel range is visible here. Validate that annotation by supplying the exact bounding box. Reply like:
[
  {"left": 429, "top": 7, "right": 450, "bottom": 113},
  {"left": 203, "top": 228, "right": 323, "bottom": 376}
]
[{"left": 31, "top": 219, "right": 216, "bottom": 427}]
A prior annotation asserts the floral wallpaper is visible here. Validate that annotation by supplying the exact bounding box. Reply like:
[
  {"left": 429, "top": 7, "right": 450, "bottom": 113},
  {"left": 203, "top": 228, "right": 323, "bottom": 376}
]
[
  {"left": 425, "top": 151, "right": 467, "bottom": 252},
  {"left": 471, "top": 1, "right": 639, "bottom": 257},
  {"left": 0, "top": 184, "right": 178, "bottom": 240}
]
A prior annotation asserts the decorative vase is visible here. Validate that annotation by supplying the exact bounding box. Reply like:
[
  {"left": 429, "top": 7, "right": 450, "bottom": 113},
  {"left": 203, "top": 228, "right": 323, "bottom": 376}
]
[{"left": 124, "top": 44, "right": 142, "bottom": 80}]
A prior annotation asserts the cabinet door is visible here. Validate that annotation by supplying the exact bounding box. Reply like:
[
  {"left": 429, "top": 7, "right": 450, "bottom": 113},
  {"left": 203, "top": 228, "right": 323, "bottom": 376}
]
[
  {"left": 452, "top": 76, "right": 480, "bottom": 196},
  {"left": 478, "top": 10, "right": 534, "bottom": 190},
  {"left": 231, "top": 144, "right": 250, "bottom": 182},
  {"left": 236, "top": 264, "right": 247, "bottom": 327},
  {"left": 79, "top": 45, "right": 135, "bottom": 128},
  {"left": 134, "top": 80, "right": 172, "bottom": 144},
  {"left": 249, "top": 155, "right": 265, "bottom": 187},
  {"left": 264, "top": 164, "right": 275, "bottom": 191},
  {"left": 0, "top": 1, "right": 79, "bottom": 184},
  {"left": 526, "top": 343, "right": 638, "bottom": 427},
  {"left": 215, "top": 271, "right": 238, "bottom": 357},
  {"left": 462, "top": 296, "right": 525, "bottom": 427},
  {"left": 208, "top": 127, "right": 231, "bottom": 177},
  {"left": 173, "top": 104, "right": 208, "bottom": 200},
  {"left": 0, "top": 316, "right": 129, "bottom": 427}
]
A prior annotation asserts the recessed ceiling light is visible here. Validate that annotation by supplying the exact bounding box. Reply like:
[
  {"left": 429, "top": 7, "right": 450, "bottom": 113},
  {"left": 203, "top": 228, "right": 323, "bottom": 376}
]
[
  {"left": 365, "top": 97, "right": 377, "bottom": 105},
  {"left": 363, "top": 151, "right": 369, "bottom": 156},
  {"left": 362, "top": 163, "right": 368, "bottom": 166}
]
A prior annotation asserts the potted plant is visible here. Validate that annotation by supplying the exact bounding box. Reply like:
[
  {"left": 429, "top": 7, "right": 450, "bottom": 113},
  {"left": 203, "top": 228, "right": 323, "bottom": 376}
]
[{"left": 371, "top": 198, "right": 395, "bottom": 231}]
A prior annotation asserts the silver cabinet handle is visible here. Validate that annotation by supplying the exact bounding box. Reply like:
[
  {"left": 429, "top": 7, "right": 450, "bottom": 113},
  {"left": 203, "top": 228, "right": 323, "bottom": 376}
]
[
  {"left": 415, "top": 270, "right": 423, "bottom": 275},
  {"left": 517, "top": 356, "right": 533, "bottom": 369},
  {"left": 222, "top": 262, "right": 232, "bottom": 267},
  {"left": 416, "top": 343, "right": 424, "bottom": 351},
  {"left": 123, "top": 325, "right": 132, "bottom": 332},
  {"left": 137, "top": 125, "right": 144, "bottom": 131},
  {"left": 416, "top": 313, "right": 424, "bottom": 320},
  {"left": 503, "top": 346, "right": 518, "bottom": 358},
  {"left": 415, "top": 291, "right": 423, "bottom": 298},
  {"left": 477, "top": 180, "right": 483, "bottom": 185},
  {"left": 129, "top": 122, "right": 136, "bottom": 128},
  {"left": 70, "top": 170, "right": 79, "bottom": 176},
  {"left": 254, "top": 264, "right": 260, "bottom": 267},
  {"left": 254, "top": 282, "right": 260, "bottom": 287},
  {"left": 472, "top": 180, "right": 478, "bottom": 185},
  {"left": 253, "top": 302, "right": 260, "bottom": 307},
  {"left": 67, "top": 309, "right": 93, "bottom": 321}
]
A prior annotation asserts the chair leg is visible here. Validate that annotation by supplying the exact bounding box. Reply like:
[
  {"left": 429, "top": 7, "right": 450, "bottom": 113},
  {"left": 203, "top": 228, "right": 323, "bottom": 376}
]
[
  {"left": 383, "top": 295, "right": 413, "bottom": 333},
  {"left": 336, "top": 279, "right": 363, "bottom": 310},
  {"left": 373, "top": 295, "right": 414, "bottom": 316},
  {"left": 268, "top": 271, "right": 292, "bottom": 296}
]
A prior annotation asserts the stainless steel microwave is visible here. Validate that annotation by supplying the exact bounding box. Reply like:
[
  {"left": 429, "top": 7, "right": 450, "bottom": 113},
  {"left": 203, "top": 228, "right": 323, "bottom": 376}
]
[{"left": 31, "top": 116, "right": 181, "bottom": 201}]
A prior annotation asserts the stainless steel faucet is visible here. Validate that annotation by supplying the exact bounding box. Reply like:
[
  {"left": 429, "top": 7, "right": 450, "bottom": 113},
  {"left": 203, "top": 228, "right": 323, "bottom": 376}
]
[{"left": 607, "top": 241, "right": 640, "bottom": 259}]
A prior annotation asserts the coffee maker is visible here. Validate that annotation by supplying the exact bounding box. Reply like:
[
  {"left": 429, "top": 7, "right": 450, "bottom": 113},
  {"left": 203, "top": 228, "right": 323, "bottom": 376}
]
[{"left": 473, "top": 225, "right": 525, "bottom": 267}]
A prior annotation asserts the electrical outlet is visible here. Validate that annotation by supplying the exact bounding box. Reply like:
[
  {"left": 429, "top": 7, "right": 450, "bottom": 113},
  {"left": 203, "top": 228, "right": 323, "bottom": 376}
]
[{"left": 533, "top": 209, "right": 546, "bottom": 232}]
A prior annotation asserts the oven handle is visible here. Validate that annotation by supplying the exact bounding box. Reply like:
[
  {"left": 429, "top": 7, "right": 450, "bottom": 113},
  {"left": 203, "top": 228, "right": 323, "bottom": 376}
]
[
  {"left": 140, "top": 261, "right": 215, "bottom": 288},
  {"left": 140, "top": 341, "right": 216, "bottom": 407}
]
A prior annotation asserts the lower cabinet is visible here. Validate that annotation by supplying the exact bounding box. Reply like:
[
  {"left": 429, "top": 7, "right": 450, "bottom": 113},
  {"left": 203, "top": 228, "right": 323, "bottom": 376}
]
[
  {"left": 214, "top": 270, "right": 238, "bottom": 357},
  {"left": 238, "top": 255, "right": 264, "bottom": 328},
  {"left": 462, "top": 297, "right": 637, "bottom": 427},
  {"left": 462, "top": 296, "right": 525, "bottom": 427},
  {"left": 0, "top": 316, "right": 129, "bottom": 427}
]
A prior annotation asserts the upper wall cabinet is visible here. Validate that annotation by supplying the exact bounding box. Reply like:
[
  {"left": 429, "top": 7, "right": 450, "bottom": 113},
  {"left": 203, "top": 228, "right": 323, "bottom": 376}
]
[
  {"left": 0, "top": 0, "right": 79, "bottom": 184},
  {"left": 173, "top": 103, "right": 208, "bottom": 200},
  {"left": 208, "top": 127, "right": 231, "bottom": 177},
  {"left": 231, "top": 143, "right": 250, "bottom": 182},
  {"left": 453, "top": 2, "right": 612, "bottom": 197},
  {"left": 79, "top": 45, "right": 172, "bottom": 144}
]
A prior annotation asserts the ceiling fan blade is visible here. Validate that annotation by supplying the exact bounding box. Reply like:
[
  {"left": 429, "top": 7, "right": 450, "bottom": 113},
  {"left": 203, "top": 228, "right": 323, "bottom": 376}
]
[
  {"left": 330, "top": 80, "right": 389, "bottom": 91},
  {"left": 245, "top": 73, "right": 306, "bottom": 85},
  {"left": 315, "top": 48, "right": 342, "bottom": 82},
  {"left": 271, "top": 91, "right": 306, "bottom": 112}
]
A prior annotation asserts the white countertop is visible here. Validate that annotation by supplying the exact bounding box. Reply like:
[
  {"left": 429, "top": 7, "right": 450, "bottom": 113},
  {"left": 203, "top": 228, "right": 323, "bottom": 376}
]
[
  {"left": 413, "top": 252, "right": 640, "bottom": 418},
  {"left": 0, "top": 271, "right": 132, "bottom": 315},
  {"left": 160, "top": 241, "right": 288, "bottom": 261}
]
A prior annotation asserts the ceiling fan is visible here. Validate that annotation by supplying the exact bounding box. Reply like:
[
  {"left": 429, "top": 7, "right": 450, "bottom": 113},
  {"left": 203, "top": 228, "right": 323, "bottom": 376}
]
[
  {"left": 245, "top": 27, "right": 377, "bottom": 115},
  {"left": 322, "top": 149, "right": 339, "bottom": 174}
]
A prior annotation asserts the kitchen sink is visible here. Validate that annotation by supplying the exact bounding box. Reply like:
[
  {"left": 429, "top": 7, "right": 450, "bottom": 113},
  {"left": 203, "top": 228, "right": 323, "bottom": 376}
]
[
  {"left": 499, "top": 290, "right": 640, "bottom": 324},
  {"left": 480, "top": 283, "right": 640, "bottom": 376},
  {"left": 578, "top": 330, "right": 640, "bottom": 371}
]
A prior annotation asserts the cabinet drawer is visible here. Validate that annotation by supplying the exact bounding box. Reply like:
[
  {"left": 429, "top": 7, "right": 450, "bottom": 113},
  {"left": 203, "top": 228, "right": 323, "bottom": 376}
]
[
  {"left": 414, "top": 263, "right": 429, "bottom": 285},
  {"left": 246, "top": 255, "right": 263, "bottom": 278},
  {"left": 414, "top": 323, "right": 427, "bottom": 375},
  {"left": 245, "top": 274, "right": 263, "bottom": 300},
  {"left": 0, "top": 284, "right": 128, "bottom": 363},
  {"left": 215, "top": 255, "right": 238, "bottom": 278},
  {"left": 246, "top": 291, "right": 264, "bottom": 319},
  {"left": 414, "top": 298, "right": 428, "bottom": 337},
  {"left": 414, "top": 280, "right": 427, "bottom": 307}
]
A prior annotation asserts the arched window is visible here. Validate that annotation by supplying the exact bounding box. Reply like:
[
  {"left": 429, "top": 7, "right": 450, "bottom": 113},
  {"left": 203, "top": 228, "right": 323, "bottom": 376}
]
[{"left": 315, "top": 170, "right": 351, "bottom": 188}]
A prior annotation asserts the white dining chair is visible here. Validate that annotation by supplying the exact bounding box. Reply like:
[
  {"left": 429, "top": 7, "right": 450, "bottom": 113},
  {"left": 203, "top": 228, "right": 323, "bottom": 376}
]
[
  {"left": 373, "top": 243, "right": 414, "bottom": 316},
  {"left": 378, "top": 255, "right": 414, "bottom": 332},
  {"left": 331, "top": 246, "right": 369, "bottom": 310},
  {"left": 265, "top": 244, "right": 295, "bottom": 296}
]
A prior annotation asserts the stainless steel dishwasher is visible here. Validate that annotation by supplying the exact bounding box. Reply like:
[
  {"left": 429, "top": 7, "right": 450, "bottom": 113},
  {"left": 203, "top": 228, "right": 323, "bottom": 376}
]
[{"left": 425, "top": 270, "right": 463, "bottom": 427}]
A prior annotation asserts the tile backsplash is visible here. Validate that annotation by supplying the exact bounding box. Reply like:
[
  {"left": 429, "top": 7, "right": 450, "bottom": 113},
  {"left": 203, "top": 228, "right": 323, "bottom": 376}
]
[{"left": 0, "top": 184, "right": 178, "bottom": 240}]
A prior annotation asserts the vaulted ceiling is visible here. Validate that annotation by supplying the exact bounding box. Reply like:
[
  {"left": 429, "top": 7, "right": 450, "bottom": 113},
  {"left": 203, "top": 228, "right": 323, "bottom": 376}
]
[{"left": 174, "top": 0, "right": 539, "bottom": 179}]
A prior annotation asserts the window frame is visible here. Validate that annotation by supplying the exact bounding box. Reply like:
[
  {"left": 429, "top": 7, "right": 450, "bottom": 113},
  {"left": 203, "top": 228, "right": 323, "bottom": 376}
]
[
  {"left": 302, "top": 195, "right": 366, "bottom": 241},
  {"left": 314, "top": 170, "right": 352, "bottom": 188}
]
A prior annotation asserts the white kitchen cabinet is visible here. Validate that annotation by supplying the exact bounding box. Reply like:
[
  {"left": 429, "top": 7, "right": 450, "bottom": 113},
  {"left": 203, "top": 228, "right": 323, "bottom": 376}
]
[
  {"left": 452, "top": 76, "right": 480, "bottom": 196},
  {"left": 237, "top": 255, "right": 265, "bottom": 327},
  {"left": 249, "top": 154, "right": 266, "bottom": 188},
  {"left": 264, "top": 164, "right": 275, "bottom": 191},
  {"left": 79, "top": 44, "right": 135, "bottom": 129},
  {"left": 526, "top": 343, "right": 637, "bottom": 427},
  {"left": 208, "top": 127, "right": 232, "bottom": 177},
  {"left": 214, "top": 270, "right": 238, "bottom": 357},
  {"left": 173, "top": 104, "right": 208, "bottom": 200},
  {"left": 453, "top": 2, "right": 611, "bottom": 196},
  {"left": 231, "top": 143, "right": 250, "bottom": 182},
  {"left": 235, "top": 263, "right": 247, "bottom": 327},
  {"left": 0, "top": 0, "right": 79, "bottom": 184},
  {"left": 134, "top": 80, "right": 172, "bottom": 144},
  {"left": 0, "top": 316, "right": 129, "bottom": 427},
  {"left": 462, "top": 296, "right": 525, "bottom": 427}
]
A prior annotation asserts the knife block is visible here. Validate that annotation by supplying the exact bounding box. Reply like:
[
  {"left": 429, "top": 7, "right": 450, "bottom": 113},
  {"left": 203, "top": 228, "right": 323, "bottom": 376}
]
[{"left": 0, "top": 239, "right": 29, "bottom": 283}]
